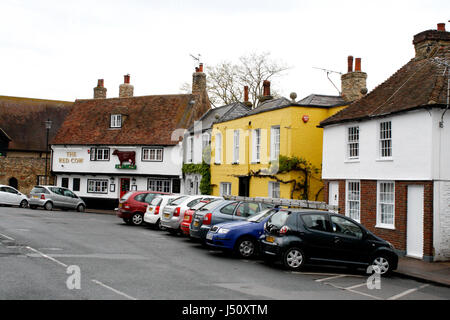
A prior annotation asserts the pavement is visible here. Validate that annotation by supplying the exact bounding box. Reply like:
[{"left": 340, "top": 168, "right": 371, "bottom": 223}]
[{"left": 85, "top": 208, "right": 450, "bottom": 288}]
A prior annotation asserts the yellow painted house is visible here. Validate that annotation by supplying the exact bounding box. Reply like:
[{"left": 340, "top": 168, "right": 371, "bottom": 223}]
[{"left": 210, "top": 95, "right": 347, "bottom": 200}]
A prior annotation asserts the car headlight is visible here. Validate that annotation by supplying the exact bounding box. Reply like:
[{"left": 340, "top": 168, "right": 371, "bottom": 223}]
[{"left": 218, "top": 228, "right": 230, "bottom": 234}]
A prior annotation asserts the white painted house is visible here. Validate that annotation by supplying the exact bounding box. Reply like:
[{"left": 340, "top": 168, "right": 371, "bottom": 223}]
[
  {"left": 51, "top": 68, "right": 211, "bottom": 208},
  {"left": 320, "top": 23, "right": 450, "bottom": 262}
]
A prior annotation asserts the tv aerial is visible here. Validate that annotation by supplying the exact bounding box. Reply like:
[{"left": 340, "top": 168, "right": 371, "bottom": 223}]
[
  {"left": 190, "top": 53, "right": 202, "bottom": 66},
  {"left": 313, "top": 67, "right": 342, "bottom": 95}
]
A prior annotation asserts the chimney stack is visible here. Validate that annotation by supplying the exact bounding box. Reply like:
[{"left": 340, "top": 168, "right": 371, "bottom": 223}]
[
  {"left": 341, "top": 56, "right": 367, "bottom": 103},
  {"left": 243, "top": 86, "right": 252, "bottom": 108},
  {"left": 258, "top": 80, "right": 273, "bottom": 105},
  {"left": 192, "top": 63, "right": 207, "bottom": 96},
  {"left": 413, "top": 23, "right": 450, "bottom": 59},
  {"left": 119, "top": 74, "right": 134, "bottom": 98},
  {"left": 93, "top": 79, "right": 107, "bottom": 99}
]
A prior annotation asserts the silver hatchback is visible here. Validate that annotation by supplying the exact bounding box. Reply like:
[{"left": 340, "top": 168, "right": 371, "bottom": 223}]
[{"left": 29, "top": 185, "right": 86, "bottom": 212}]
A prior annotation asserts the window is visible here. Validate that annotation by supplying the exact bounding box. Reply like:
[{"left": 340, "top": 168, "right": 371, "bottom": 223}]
[
  {"left": 270, "top": 126, "right": 280, "bottom": 161},
  {"left": 235, "top": 202, "right": 260, "bottom": 218},
  {"left": 220, "top": 202, "right": 238, "bottom": 215},
  {"left": 301, "top": 214, "right": 330, "bottom": 232},
  {"left": 172, "top": 178, "right": 181, "bottom": 194},
  {"left": 61, "top": 177, "right": 69, "bottom": 188},
  {"left": 202, "top": 133, "right": 210, "bottom": 150},
  {"left": 147, "top": 179, "right": 171, "bottom": 193},
  {"left": 142, "top": 147, "right": 163, "bottom": 162},
  {"left": 331, "top": 216, "right": 363, "bottom": 240},
  {"left": 110, "top": 114, "right": 122, "bottom": 128},
  {"left": 233, "top": 130, "right": 240, "bottom": 164},
  {"left": 269, "top": 181, "right": 280, "bottom": 198},
  {"left": 347, "top": 126, "right": 359, "bottom": 159},
  {"left": 134, "top": 193, "right": 147, "bottom": 202},
  {"left": 72, "top": 178, "right": 80, "bottom": 192},
  {"left": 215, "top": 133, "right": 222, "bottom": 164},
  {"left": 346, "top": 181, "right": 360, "bottom": 221},
  {"left": 377, "top": 181, "right": 395, "bottom": 228},
  {"left": 90, "top": 148, "right": 110, "bottom": 161},
  {"left": 87, "top": 179, "right": 108, "bottom": 194},
  {"left": 220, "top": 182, "right": 231, "bottom": 196},
  {"left": 252, "top": 129, "right": 261, "bottom": 163},
  {"left": 379, "top": 121, "right": 392, "bottom": 158},
  {"left": 187, "top": 136, "right": 194, "bottom": 163}
]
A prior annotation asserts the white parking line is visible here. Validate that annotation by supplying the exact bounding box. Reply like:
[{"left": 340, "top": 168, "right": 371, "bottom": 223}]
[
  {"left": 316, "top": 274, "right": 348, "bottom": 282},
  {"left": 25, "top": 246, "right": 69, "bottom": 268},
  {"left": 345, "top": 282, "right": 369, "bottom": 290},
  {"left": 0, "top": 232, "right": 15, "bottom": 241},
  {"left": 387, "top": 284, "right": 430, "bottom": 300},
  {"left": 91, "top": 280, "right": 138, "bottom": 300}
]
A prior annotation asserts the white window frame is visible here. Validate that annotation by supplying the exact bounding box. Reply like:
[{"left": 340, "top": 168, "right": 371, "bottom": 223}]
[
  {"left": 379, "top": 120, "right": 392, "bottom": 159},
  {"left": 220, "top": 182, "right": 231, "bottom": 196},
  {"left": 202, "top": 132, "right": 210, "bottom": 151},
  {"left": 90, "top": 147, "right": 110, "bottom": 161},
  {"left": 147, "top": 178, "right": 171, "bottom": 193},
  {"left": 215, "top": 133, "right": 222, "bottom": 164},
  {"left": 346, "top": 180, "right": 360, "bottom": 222},
  {"left": 87, "top": 179, "right": 108, "bottom": 194},
  {"left": 252, "top": 129, "right": 261, "bottom": 163},
  {"left": 142, "top": 147, "right": 163, "bottom": 162},
  {"left": 268, "top": 181, "right": 280, "bottom": 198},
  {"left": 347, "top": 126, "right": 359, "bottom": 160},
  {"left": 110, "top": 114, "right": 122, "bottom": 128},
  {"left": 376, "top": 181, "right": 395, "bottom": 229},
  {"left": 270, "top": 126, "right": 280, "bottom": 161},
  {"left": 187, "top": 136, "right": 194, "bottom": 163},
  {"left": 233, "top": 130, "right": 240, "bottom": 164}
]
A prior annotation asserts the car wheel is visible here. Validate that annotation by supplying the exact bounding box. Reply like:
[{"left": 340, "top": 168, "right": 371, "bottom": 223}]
[
  {"left": 76, "top": 204, "right": 85, "bottom": 212},
  {"left": 371, "top": 254, "right": 393, "bottom": 276},
  {"left": 131, "top": 213, "right": 144, "bottom": 226},
  {"left": 235, "top": 237, "right": 257, "bottom": 259},
  {"left": 283, "top": 247, "right": 305, "bottom": 271},
  {"left": 156, "top": 219, "right": 162, "bottom": 230},
  {"left": 19, "top": 200, "right": 29, "bottom": 208},
  {"left": 44, "top": 202, "right": 53, "bottom": 211}
]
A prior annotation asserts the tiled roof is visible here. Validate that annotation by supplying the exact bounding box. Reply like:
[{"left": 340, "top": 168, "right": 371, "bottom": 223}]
[
  {"left": 187, "top": 103, "right": 236, "bottom": 132},
  {"left": 52, "top": 92, "right": 211, "bottom": 146},
  {"left": 214, "top": 102, "right": 252, "bottom": 123},
  {"left": 297, "top": 94, "right": 346, "bottom": 107},
  {"left": 320, "top": 45, "right": 450, "bottom": 127},
  {"left": 0, "top": 96, "right": 73, "bottom": 151}
]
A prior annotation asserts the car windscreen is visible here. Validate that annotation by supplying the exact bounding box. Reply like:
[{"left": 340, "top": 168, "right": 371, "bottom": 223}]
[
  {"left": 170, "top": 196, "right": 188, "bottom": 206},
  {"left": 31, "top": 187, "right": 49, "bottom": 194},
  {"left": 198, "top": 199, "right": 224, "bottom": 211},
  {"left": 248, "top": 209, "right": 276, "bottom": 223}
]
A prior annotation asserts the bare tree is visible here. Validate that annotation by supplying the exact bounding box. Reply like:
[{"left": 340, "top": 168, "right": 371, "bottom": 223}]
[{"left": 180, "top": 52, "right": 289, "bottom": 108}]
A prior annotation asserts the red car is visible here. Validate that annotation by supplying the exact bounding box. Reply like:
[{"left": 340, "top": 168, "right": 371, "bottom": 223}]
[
  {"left": 117, "top": 191, "right": 170, "bottom": 226},
  {"left": 180, "top": 200, "right": 211, "bottom": 236}
]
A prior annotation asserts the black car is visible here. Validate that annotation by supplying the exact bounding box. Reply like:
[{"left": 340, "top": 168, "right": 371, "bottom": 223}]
[{"left": 260, "top": 209, "right": 398, "bottom": 275}]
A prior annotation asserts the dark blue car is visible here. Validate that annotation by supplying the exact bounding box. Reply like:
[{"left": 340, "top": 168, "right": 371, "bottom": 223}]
[{"left": 205, "top": 209, "right": 277, "bottom": 258}]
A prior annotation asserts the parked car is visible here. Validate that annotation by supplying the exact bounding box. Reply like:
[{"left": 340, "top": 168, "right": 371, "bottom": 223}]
[
  {"left": 180, "top": 200, "right": 212, "bottom": 236},
  {"left": 117, "top": 191, "right": 171, "bottom": 226},
  {"left": 144, "top": 195, "right": 181, "bottom": 229},
  {"left": 260, "top": 209, "right": 399, "bottom": 275},
  {"left": 205, "top": 208, "right": 278, "bottom": 258},
  {"left": 190, "top": 200, "right": 273, "bottom": 241},
  {"left": 161, "top": 195, "right": 222, "bottom": 234},
  {"left": 29, "top": 185, "right": 86, "bottom": 212},
  {"left": 0, "top": 185, "right": 29, "bottom": 208}
]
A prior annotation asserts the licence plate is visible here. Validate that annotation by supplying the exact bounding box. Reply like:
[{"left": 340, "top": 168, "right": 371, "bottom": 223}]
[
  {"left": 119, "top": 203, "right": 122, "bottom": 208},
  {"left": 32, "top": 196, "right": 39, "bottom": 199},
  {"left": 183, "top": 216, "right": 190, "bottom": 221},
  {"left": 148, "top": 207, "right": 153, "bottom": 211},
  {"left": 193, "top": 221, "right": 199, "bottom": 227},
  {"left": 266, "top": 236, "right": 275, "bottom": 243},
  {"left": 164, "top": 213, "right": 170, "bottom": 219},
  {"left": 206, "top": 233, "right": 213, "bottom": 240}
]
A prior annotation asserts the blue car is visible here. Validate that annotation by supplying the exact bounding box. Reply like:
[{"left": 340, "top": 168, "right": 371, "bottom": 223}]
[{"left": 205, "top": 209, "right": 277, "bottom": 258}]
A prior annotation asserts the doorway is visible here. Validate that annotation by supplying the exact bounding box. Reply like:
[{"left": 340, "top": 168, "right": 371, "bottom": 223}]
[
  {"left": 407, "top": 185, "right": 424, "bottom": 259},
  {"left": 120, "top": 178, "right": 130, "bottom": 199},
  {"left": 328, "top": 181, "right": 339, "bottom": 213},
  {"left": 238, "top": 176, "right": 250, "bottom": 197},
  {"left": 8, "top": 177, "right": 18, "bottom": 190}
]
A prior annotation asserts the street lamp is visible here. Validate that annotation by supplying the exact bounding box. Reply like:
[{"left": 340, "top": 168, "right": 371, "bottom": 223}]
[{"left": 44, "top": 119, "right": 52, "bottom": 184}]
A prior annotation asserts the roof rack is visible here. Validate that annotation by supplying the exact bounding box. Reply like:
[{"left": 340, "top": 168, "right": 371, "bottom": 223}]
[{"left": 222, "top": 195, "right": 338, "bottom": 212}]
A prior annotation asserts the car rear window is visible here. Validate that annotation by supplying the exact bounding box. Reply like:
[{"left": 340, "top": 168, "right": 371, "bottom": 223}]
[
  {"left": 170, "top": 196, "right": 188, "bottom": 206},
  {"left": 150, "top": 197, "right": 162, "bottom": 206},
  {"left": 199, "top": 199, "right": 223, "bottom": 211},
  {"left": 186, "top": 198, "right": 202, "bottom": 208},
  {"left": 134, "top": 193, "right": 147, "bottom": 202},
  {"left": 268, "top": 210, "right": 293, "bottom": 228},
  {"left": 191, "top": 200, "right": 210, "bottom": 210},
  {"left": 120, "top": 191, "right": 133, "bottom": 201},
  {"left": 143, "top": 193, "right": 159, "bottom": 204},
  {"left": 31, "top": 187, "right": 49, "bottom": 194}
]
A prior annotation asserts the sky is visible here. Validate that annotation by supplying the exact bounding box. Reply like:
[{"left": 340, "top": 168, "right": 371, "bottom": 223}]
[{"left": 0, "top": 0, "right": 449, "bottom": 102}]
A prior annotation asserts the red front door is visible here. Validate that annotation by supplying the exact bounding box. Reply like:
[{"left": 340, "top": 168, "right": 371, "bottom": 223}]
[{"left": 120, "top": 178, "right": 130, "bottom": 198}]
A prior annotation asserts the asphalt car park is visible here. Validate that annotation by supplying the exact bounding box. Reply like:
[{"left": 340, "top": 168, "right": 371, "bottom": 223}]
[{"left": 0, "top": 206, "right": 449, "bottom": 300}]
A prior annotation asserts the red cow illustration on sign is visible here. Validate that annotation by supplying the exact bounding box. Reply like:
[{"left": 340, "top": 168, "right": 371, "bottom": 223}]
[{"left": 112, "top": 150, "right": 136, "bottom": 166}]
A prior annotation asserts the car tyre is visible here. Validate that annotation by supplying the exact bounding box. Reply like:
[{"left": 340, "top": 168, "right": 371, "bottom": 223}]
[
  {"left": 370, "top": 254, "right": 393, "bottom": 276},
  {"left": 19, "top": 200, "right": 29, "bottom": 208},
  {"left": 76, "top": 204, "right": 85, "bottom": 212},
  {"left": 44, "top": 201, "right": 53, "bottom": 211},
  {"left": 283, "top": 247, "right": 306, "bottom": 271},
  {"left": 235, "top": 237, "right": 257, "bottom": 259},
  {"left": 156, "top": 219, "right": 162, "bottom": 230},
  {"left": 131, "top": 213, "right": 144, "bottom": 226}
]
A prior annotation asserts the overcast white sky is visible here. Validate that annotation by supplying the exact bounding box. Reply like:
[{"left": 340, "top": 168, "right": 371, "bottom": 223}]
[{"left": 0, "top": 0, "right": 449, "bottom": 102}]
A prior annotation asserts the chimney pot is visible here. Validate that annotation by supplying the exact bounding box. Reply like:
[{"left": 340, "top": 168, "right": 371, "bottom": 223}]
[
  {"left": 347, "top": 56, "right": 354, "bottom": 73},
  {"left": 97, "top": 79, "right": 104, "bottom": 88},
  {"left": 124, "top": 74, "right": 130, "bottom": 84},
  {"left": 198, "top": 63, "right": 203, "bottom": 72},
  {"left": 437, "top": 23, "right": 446, "bottom": 31},
  {"left": 263, "top": 80, "right": 271, "bottom": 96},
  {"left": 355, "top": 58, "right": 362, "bottom": 72},
  {"left": 244, "top": 86, "right": 249, "bottom": 102}
]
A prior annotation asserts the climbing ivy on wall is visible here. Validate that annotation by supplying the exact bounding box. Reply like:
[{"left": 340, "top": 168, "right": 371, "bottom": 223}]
[{"left": 182, "top": 162, "right": 211, "bottom": 195}]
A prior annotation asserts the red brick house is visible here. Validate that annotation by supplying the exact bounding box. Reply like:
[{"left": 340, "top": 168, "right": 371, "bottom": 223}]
[{"left": 320, "top": 23, "right": 450, "bottom": 262}]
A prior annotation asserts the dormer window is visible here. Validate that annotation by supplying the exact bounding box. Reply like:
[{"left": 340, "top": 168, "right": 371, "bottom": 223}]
[{"left": 110, "top": 114, "right": 122, "bottom": 128}]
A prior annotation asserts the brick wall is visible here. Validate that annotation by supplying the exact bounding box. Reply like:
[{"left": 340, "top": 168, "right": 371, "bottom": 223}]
[{"left": 324, "top": 179, "right": 434, "bottom": 259}]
